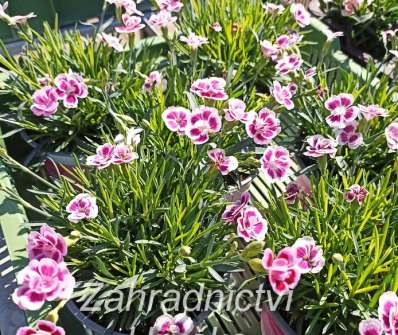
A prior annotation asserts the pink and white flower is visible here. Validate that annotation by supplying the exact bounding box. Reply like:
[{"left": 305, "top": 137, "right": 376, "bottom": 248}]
[
  {"left": 336, "top": 121, "right": 363, "bottom": 149},
  {"left": 0, "top": 1, "right": 8, "bottom": 18},
  {"left": 304, "top": 135, "right": 337, "bottom": 158},
  {"left": 115, "top": 14, "right": 145, "bottom": 33},
  {"left": 260, "top": 40, "right": 280, "bottom": 61},
  {"left": 262, "top": 247, "right": 301, "bottom": 296},
  {"left": 260, "top": 146, "right": 291, "bottom": 182},
  {"left": 344, "top": 184, "right": 369, "bottom": 205},
  {"left": 112, "top": 144, "right": 139, "bottom": 164},
  {"left": 326, "top": 30, "right": 344, "bottom": 42},
  {"left": 162, "top": 106, "right": 191, "bottom": 134},
  {"left": 66, "top": 193, "right": 98, "bottom": 223},
  {"left": 343, "top": 0, "right": 364, "bottom": 16},
  {"left": 358, "top": 319, "right": 382, "bottom": 335},
  {"left": 291, "top": 3, "right": 310, "bottom": 27},
  {"left": 12, "top": 258, "right": 75, "bottom": 311},
  {"left": 86, "top": 143, "right": 115, "bottom": 169},
  {"left": 276, "top": 35, "right": 291, "bottom": 49},
  {"left": 99, "top": 33, "right": 125, "bottom": 52},
  {"left": 185, "top": 106, "right": 222, "bottom": 144},
  {"left": 148, "top": 10, "right": 176, "bottom": 28},
  {"left": 17, "top": 321, "right": 65, "bottom": 335},
  {"left": 8, "top": 13, "right": 36, "bottom": 26},
  {"left": 359, "top": 104, "right": 388, "bottom": 121},
  {"left": 271, "top": 81, "right": 295, "bottom": 110},
  {"left": 211, "top": 22, "right": 222, "bottom": 32},
  {"left": 293, "top": 237, "right": 325, "bottom": 274},
  {"left": 54, "top": 72, "right": 88, "bottom": 108},
  {"left": 27, "top": 225, "right": 67, "bottom": 263},
  {"left": 385, "top": 122, "right": 398, "bottom": 152},
  {"left": 222, "top": 192, "right": 250, "bottom": 223},
  {"left": 284, "top": 175, "right": 311, "bottom": 205},
  {"left": 30, "top": 86, "right": 59, "bottom": 117},
  {"left": 180, "top": 32, "right": 208, "bottom": 49},
  {"left": 263, "top": 3, "right": 285, "bottom": 15},
  {"left": 287, "top": 82, "right": 298, "bottom": 95},
  {"left": 224, "top": 99, "right": 250, "bottom": 122},
  {"left": 276, "top": 54, "right": 303, "bottom": 75},
  {"left": 288, "top": 30, "right": 303, "bottom": 45},
  {"left": 378, "top": 291, "right": 398, "bottom": 335},
  {"left": 150, "top": 314, "right": 195, "bottom": 335},
  {"left": 190, "top": 77, "right": 228, "bottom": 101},
  {"left": 157, "top": 0, "right": 183, "bottom": 12},
  {"left": 325, "top": 93, "right": 359, "bottom": 129},
  {"left": 245, "top": 108, "right": 281, "bottom": 145},
  {"left": 37, "top": 74, "right": 51, "bottom": 86},
  {"left": 236, "top": 206, "right": 268, "bottom": 242},
  {"left": 207, "top": 148, "right": 238, "bottom": 175},
  {"left": 106, "top": 0, "right": 144, "bottom": 16},
  {"left": 143, "top": 71, "right": 166, "bottom": 91},
  {"left": 304, "top": 67, "right": 317, "bottom": 78}
]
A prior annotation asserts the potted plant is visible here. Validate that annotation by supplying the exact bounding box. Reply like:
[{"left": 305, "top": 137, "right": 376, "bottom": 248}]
[{"left": 0, "top": 2, "right": 164, "bottom": 165}]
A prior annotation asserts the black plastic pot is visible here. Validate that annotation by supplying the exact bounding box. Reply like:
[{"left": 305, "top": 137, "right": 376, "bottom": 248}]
[
  {"left": 64, "top": 301, "right": 128, "bottom": 335},
  {"left": 64, "top": 301, "right": 207, "bottom": 335}
]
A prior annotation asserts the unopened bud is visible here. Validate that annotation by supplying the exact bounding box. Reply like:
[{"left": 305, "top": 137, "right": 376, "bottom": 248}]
[
  {"left": 332, "top": 253, "right": 344, "bottom": 264},
  {"left": 248, "top": 258, "right": 266, "bottom": 274},
  {"left": 180, "top": 246, "right": 191, "bottom": 256}
]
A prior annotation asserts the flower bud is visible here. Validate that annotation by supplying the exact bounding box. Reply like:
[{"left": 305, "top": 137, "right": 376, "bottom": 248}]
[
  {"left": 332, "top": 253, "right": 343, "bottom": 263},
  {"left": 248, "top": 258, "right": 266, "bottom": 274},
  {"left": 180, "top": 246, "right": 191, "bottom": 256},
  {"left": 240, "top": 240, "right": 265, "bottom": 261}
]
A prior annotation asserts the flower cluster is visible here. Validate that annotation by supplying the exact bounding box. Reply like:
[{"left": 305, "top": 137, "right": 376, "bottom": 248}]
[
  {"left": 103, "top": 0, "right": 145, "bottom": 51},
  {"left": 147, "top": 0, "right": 182, "bottom": 29},
  {"left": 87, "top": 129, "right": 141, "bottom": 168},
  {"left": 262, "top": 237, "right": 324, "bottom": 295},
  {"left": 222, "top": 192, "right": 268, "bottom": 242},
  {"left": 305, "top": 93, "right": 393, "bottom": 159},
  {"left": 13, "top": 222, "right": 74, "bottom": 318},
  {"left": 30, "top": 71, "right": 88, "bottom": 117},
  {"left": 163, "top": 105, "right": 222, "bottom": 144}
]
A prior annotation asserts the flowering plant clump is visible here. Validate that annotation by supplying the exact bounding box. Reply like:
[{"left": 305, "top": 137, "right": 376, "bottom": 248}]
[
  {"left": 317, "top": 0, "right": 398, "bottom": 61},
  {"left": 289, "top": 66, "right": 398, "bottom": 176},
  {"left": 175, "top": 0, "right": 310, "bottom": 97},
  {"left": 244, "top": 169, "right": 398, "bottom": 334},
  {"left": 3, "top": 127, "right": 247, "bottom": 333},
  {"left": 1, "top": 0, "right": 398, "bottom": 334},
  {"left": 0, "top": 3, "right": 163, "bottom": 154}
]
